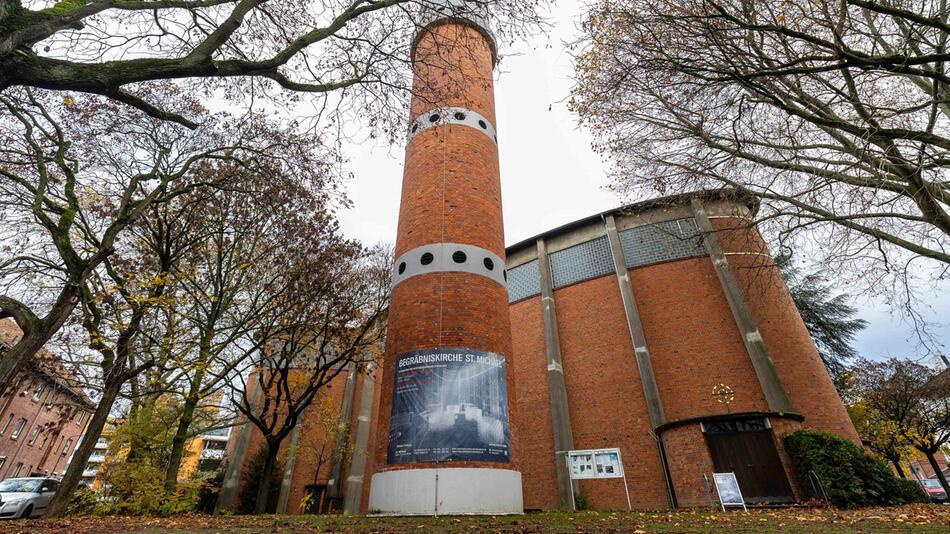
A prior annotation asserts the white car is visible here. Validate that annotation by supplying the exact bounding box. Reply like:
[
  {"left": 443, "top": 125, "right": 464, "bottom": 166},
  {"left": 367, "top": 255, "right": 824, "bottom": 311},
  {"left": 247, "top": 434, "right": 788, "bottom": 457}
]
[{"left": 0, "top": 477, "right": 59, "bottom": 519}]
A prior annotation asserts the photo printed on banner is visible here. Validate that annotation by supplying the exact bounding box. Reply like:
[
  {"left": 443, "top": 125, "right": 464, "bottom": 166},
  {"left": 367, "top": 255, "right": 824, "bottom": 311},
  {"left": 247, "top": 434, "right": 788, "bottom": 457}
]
[{"left": 387, "top": 348, "right": 511, "bottom": 464}]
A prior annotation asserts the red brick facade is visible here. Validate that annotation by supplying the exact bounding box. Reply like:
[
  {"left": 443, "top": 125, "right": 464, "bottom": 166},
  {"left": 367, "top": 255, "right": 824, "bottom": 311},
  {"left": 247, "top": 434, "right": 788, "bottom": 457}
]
[{"left": 502, "top": 195, "right": 860, "bottom": 510}]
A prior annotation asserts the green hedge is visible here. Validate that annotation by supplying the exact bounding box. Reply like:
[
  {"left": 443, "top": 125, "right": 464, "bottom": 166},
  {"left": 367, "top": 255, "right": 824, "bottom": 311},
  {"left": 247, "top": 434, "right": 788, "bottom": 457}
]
[{"left": 782, "top": 429, "right": 927, "bottom": 508}]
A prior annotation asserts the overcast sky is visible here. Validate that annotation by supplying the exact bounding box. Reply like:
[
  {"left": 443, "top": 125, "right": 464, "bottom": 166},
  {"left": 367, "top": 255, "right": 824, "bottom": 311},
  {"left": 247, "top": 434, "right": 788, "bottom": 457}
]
[{"left": 336, "top": 0, "right": 948, "bottom": 364}]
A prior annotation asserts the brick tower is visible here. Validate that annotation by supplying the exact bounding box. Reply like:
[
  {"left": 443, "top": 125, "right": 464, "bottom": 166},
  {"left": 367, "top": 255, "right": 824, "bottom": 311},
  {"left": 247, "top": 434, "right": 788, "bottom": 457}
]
[{"left": 367, "top": 0, "right": 522, "bottom": 515}]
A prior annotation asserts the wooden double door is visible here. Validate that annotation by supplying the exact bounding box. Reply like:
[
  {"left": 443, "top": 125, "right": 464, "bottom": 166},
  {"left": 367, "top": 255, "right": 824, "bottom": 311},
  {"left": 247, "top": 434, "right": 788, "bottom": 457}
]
[{"left": 703, "top": 419, "right": 795, "bottom": 503}]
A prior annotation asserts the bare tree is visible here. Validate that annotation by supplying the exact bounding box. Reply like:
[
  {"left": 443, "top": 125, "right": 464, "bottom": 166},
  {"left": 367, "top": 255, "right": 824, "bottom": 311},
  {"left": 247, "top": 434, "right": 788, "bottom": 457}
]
[
  {"left": 229, "top": 244, "right": 390, "bottom": 514},
  {"left": 42, "top": 119, "right": 336, "bottom": 516},
  {"left": 0, "top": 88, "right": 258, "bottom": 394},
  {"left": 572, "top": 0, "right": 950, "bottom": 337},
  {"left": 162, "top": 154, "right": 344, "bottom": 493},
  {"left": 1, "top": 0, "right": 546, "bottom": 131}
]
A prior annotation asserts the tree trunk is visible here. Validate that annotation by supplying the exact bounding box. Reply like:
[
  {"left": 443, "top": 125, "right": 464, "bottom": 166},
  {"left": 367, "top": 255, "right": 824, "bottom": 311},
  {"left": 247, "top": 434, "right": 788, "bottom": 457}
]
[
  {"left": 255, "top": 444, "right": 278, "bottom": 515},
  {"left": 890, "top": 457, "right": 907, "bottom": 479},
  {"left": 45, "top": 374, "right": 124, "bottom": 518},
  {"left": 164, "top": 387, "right": 202, "bottom": 492},
  {"left": 0, "top": 329, "right": 48, "bottom": 393},
  {"left": 924, "top": 450, "right": 950, "bottom": 495},
  {"left": 0, "top": 285, "right": 80, "bottom": 392}
]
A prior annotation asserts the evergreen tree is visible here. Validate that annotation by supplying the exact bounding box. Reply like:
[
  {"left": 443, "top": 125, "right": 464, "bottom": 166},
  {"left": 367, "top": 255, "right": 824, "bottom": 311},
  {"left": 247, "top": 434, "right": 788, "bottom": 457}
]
[{"left": 778, "top": 256, "right": 868, "bottom": 377}]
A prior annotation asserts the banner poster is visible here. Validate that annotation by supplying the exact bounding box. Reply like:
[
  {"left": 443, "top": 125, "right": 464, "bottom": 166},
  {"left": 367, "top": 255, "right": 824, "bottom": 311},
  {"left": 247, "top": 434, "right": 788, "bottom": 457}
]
[{"left": 387, "top": 348, "right": 511, "bottom": 464}]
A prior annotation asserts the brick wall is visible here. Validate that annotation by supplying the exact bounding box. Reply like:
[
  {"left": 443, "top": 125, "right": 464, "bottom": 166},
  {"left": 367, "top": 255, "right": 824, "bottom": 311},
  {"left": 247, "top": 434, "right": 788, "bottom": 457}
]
[
  {"left": 509, "top": 297, "right": 558, "bottom": 510},
  {"left": 630, "top": 257, "right": 770, "bottom": 421},
  {"left": 553, "top": 276, "right": 669, "bottom": 509},
  {"left": 712, "top": 216, "right": 861, "bottom": 443},
  {"left": 498, "top": 198, "right": 859, "bottom": 511}
]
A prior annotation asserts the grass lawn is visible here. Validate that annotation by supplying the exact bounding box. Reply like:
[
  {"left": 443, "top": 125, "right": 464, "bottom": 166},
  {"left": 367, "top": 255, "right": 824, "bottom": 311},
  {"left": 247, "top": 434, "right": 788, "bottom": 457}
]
[{"left": 7, "top": 504, "right": 950, "bottom": 533}]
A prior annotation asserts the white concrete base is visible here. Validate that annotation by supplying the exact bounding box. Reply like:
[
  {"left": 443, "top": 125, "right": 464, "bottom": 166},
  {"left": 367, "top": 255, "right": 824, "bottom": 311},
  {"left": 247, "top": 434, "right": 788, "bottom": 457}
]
[{"left": 367, "top": 468, "right": 523, "bottom": 515}]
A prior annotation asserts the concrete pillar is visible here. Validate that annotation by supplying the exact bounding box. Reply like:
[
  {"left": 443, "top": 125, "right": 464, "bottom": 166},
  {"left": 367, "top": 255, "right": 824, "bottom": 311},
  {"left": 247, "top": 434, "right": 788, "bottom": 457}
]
[
  {"left": 536, "top": 238, "right": 579, "bottom": 510},
  {"left": 275, "top": 424, "right": 302, "bottom": 514},
  {"left": 604, "top": 215, "right": 677, "bottom": 508},
  {"left": 690, "top": 198, "right": 793, "bottom": 413},
  {"left": 327, "top": 363, "right": 359, "bottom": 502},
  {"left": 344, "top": 364, "right": 376, "bottom": 514},
  {"left": 215, "top": 378, "right": 263, "bottom": 514},
  {"left": 603, "top": 215, "right": 666, "bottom": 429}
]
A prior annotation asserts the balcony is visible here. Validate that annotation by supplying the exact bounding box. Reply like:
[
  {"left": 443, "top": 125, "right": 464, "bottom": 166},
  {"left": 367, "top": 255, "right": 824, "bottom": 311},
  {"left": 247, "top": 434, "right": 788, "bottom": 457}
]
[
  {"left": 199, "top": 449, "right": 226, "bottom": 460},
  {"left": 88, "top": 453, "right": 106, "bottom": 463}
]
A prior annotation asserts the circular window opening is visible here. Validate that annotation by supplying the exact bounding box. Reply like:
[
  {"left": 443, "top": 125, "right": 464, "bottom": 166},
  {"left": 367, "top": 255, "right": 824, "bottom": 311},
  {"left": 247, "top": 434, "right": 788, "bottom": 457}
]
[
  {"left": 478, "top": 119, "right": 487, "bottom": 129},
  {"left": 420, "top": 252, "right": 434, "bottom": 265},
  {"left": 429, "top": 114, "right": 440, "bottom": 123},
  {"left": 397, "top": 262, "right": 406, "bottom": 275},
  {"left": 411, "top": 124, "right": 419, "bottom": 133},
  {"left": 452, "top": 251, "right": 467, "bottom": 264},
  {"left": 483, "top": 257, "right": 494, "bottom": 271},
  {"left": 454, "top": 112, "right": 466, "bottom": 121}
]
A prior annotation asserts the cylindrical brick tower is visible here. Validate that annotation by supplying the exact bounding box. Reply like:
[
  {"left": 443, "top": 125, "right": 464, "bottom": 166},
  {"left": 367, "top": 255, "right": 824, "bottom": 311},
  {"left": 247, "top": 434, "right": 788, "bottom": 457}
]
[{"left": 367, "top": 0, "right": 523, "bottom": 515}]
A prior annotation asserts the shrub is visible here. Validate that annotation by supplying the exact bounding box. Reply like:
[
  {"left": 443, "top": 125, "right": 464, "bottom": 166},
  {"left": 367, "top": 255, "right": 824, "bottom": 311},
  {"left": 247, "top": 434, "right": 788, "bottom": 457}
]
[
  {"left": 782, "top": 429, "right": 927, "bottom": 508},
  {"left": 574, "top": 492, "right": 590, "bottom": 511},
  {"left": 65, "top": 487, "right": 104, "bottom": 516},
  {"left": 91, "top": 460, "right": 201, "bottom": 516}
]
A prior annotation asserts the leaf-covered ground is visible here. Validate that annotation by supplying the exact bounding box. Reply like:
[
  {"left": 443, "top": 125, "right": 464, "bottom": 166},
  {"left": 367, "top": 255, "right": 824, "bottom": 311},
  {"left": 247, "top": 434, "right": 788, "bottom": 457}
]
[{"left": 8, "top": 504, "right": 950, "bottom": 533}]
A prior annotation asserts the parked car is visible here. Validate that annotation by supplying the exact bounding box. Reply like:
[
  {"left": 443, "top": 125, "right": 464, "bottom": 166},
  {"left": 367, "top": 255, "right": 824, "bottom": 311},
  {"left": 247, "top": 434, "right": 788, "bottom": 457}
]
[
  {"left": 0, "top": 477, "right": 60, "bottom": 519},
  {"left": 918, "top": 479, "right": 949, "bottom": 504}
]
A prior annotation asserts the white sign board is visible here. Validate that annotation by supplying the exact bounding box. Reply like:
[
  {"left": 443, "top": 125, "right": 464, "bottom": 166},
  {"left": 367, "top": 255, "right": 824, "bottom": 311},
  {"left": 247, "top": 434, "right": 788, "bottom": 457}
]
[
  {"left": 567, "top": 448, "right": 624, "bottom": 480},
  {"left": 712, "top": 472, "right": 747, "bottom": 511}
]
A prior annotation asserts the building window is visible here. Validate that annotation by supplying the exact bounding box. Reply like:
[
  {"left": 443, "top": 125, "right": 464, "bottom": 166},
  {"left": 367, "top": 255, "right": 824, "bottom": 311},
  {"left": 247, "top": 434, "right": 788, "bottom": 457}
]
[
  {"left": 40, "top": 433, "right": 49, "bottom": 449},
  {"left": 32, "top": 382, "right": 45, "bottom": 401},
  {"left": 10, "top": 418, "right": 27, "bottom": 439},
  {"left": 62, "top": 437, "right": 73, "bottom": 456},
  {"left": 549, "top": 235, "right": 614, "bottom": 289},
  {"left": 0, "top": 414, "right": 12, "bottom": 435},
  {"left": 13, "top": 462, "right": 23, "bottom": 477},
  {"left": 700, "top": 417, "right": 770, "bottom": 434},
  {"left": 28, "top": 426, "right": 41, "bottom": 446},
  {"left": 0, "top": 457, "right": 5, "bottom": 470},
  {"left": 507, "top": 259, "right": 541, "bottom": 303},
  {"left": 619, "top": 218, "right": 707, "bottom": 269},
  {"left": 77, "top": 411, "right": 87, "bottom": 426}
]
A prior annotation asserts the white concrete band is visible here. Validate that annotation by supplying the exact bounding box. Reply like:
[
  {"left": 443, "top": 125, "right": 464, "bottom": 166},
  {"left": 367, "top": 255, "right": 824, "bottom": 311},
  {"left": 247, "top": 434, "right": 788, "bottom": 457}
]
[
  {"left": 408, "top": 107, "right": 497, "bottom": 144},
  {"left": 392, "top": 242, "right": 507, "bottom": 289},
  {"left": 368, "top": 468, "right": 523, "bottom": 515}
]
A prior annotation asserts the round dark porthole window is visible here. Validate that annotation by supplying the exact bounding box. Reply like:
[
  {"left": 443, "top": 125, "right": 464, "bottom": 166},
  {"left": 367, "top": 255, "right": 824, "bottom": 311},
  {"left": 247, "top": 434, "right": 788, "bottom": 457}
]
[
  {"left": 483, "top": 257, "right": 494, "bottom": 271},
  {"left": 398, "top": 262, "right": 406, "bottom": 275},
  {"left": 420, "top": 252, "right": 434, "bottom": 265},
  {"left": 452, "top": 251, "right": 467, "bottom": 264},
  {"left": 478, "top": 119, "right": 487, "bottom": 129},
  {"left": 454, "top": 112, "right": 466, "bottom": 120},
  {"left": 429, "top": 114, "right": 440, "bottom": 123}
]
